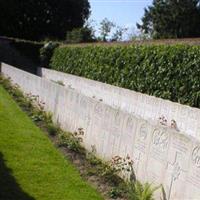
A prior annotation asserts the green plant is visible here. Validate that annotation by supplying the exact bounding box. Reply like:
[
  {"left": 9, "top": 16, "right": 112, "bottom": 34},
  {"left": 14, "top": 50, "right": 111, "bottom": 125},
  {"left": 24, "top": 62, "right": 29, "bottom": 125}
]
[
  {"left": 110, "top": 155, "right": 134, "bottom": 174},
  {"left": 109, "top": 187, "right": 123, "bottom": 199},
  {"left": 128, "top": 181, "right": 160, "bottom": 200},
  {"left": 98, "top": 155, "right": 133, "bottom": 186},
  {"left": 29, "top": 103, "right": 46, "bottom": 123},
  {"left": 50, "top": 44, "right": 200, "bottom": 108},
  {"left": 47, "top": 123, "right": 60, "bottom": 136},
  {"left": 109, "top": 154, "right": 161, "bottom": 200},
  {"left": 86, "top": 153, "right": 102, "bottom": 166},
  {"left": 85, "top": 145, "right": 102, "bottom": 166},
  {"left": 58, "top": 129, "right": 85, "bottom": 153},
  {"left": 40, "top": 42, "right": 59, "bottom": 67}
]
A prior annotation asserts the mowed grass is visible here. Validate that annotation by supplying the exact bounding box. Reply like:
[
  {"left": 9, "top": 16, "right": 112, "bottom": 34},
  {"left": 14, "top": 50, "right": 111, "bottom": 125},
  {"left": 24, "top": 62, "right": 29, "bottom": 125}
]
[{"left": 0, "top": 85, "right": 103, "bottom": 200}]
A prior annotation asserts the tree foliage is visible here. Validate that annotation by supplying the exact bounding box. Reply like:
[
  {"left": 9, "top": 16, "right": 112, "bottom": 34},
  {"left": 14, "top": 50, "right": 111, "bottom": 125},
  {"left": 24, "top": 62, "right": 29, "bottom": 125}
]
[
  {"left": 99, "top": 18, "right": 115, "bottom": 42},
  {"left": 0, "top": 0, "right": 90, "bottom": 40},
  {"left": 66, "top": 23, "right": 96, "bottom": 43},
  {"left": 111, "top": 26, "right": 128, "bottom": 42},
  {"left": 137, "top": 0, "right": 200, "bottom": 39}
]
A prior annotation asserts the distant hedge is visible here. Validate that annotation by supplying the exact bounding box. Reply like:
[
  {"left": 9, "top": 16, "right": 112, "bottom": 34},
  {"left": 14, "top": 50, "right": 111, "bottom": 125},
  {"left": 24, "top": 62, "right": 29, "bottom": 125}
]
[{"left": 50, "top": 45, "right": 200, "bottom": 107}]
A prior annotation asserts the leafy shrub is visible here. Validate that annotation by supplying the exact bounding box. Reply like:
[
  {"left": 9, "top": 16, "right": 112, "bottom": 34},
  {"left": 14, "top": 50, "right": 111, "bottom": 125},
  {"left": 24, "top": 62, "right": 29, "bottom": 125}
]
[
  {"left": 58, "top": 130, "right": 85, "bottom": 153},
  {"left": 109, "top": 187, "right": 123, "bottom": 199},
  {"left": 47, "top": 123, "right": 60, "bottom": 136},
  {"left": 50, "top": 44, "right": 200, "bottom": 108},
  {"left": 86, "top": 151, "right": 102, "bottom": 166},
  {"left": 128, "top": 181, "right": 160, "bottom": 200},
  {"left": 40, "top": 42, "right": 59, "bottom": 67}
]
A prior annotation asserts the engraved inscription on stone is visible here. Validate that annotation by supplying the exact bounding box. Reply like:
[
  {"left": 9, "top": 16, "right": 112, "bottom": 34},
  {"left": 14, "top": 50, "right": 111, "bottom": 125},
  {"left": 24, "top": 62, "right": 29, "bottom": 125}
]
[
  {"left": 94, "top": 103, "right": 103, "bottom": 117},
  {"left": 185, "top": 144, "right": 200, "bottom": 199},
  {"left": 132, "top": 122, "right": 151, "bottom": 180},
  {"left": 152, "top": 129, "right": 169, "bottom": 152},
  {"left": 172, "top": 162, "right": 181, "bottom": 181},
  {"left": 166, "top": 152, "right": 187, "bottom": 200},
  {"left": 192, "top": 146, "right": 200, "bottom": 168},
  {"left": 80, "top": 96, "right": 88, "bottom": 110},
  {"left": 93, "top": 103, "right": 104, "bottom": 127},
  {"left": 114, "top": 111, "right": 121, "bottom": 126},
  {"left": 148, "top": 128, "right": 170, "bottom": 167},
  {"left": 126, "top": 116, "right": 135, "bottom": 133},
  {"left": 103, "top": 107, "right": 112, "bottom": 130},
  {"left": 134, "top": 152, "right": 142, "bottom": 175},
  {"left": 134, "top": 123, "right": 149, "bottom": 153},
  {"left": 139, "top": 123, "right": 148, "bottom": 141}
]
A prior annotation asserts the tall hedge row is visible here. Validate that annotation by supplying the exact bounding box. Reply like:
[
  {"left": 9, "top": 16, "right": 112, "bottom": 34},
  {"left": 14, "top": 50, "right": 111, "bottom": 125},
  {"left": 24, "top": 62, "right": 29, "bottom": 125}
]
[{"left": 50, "top": 45, "right": 200, "bottom": 108}]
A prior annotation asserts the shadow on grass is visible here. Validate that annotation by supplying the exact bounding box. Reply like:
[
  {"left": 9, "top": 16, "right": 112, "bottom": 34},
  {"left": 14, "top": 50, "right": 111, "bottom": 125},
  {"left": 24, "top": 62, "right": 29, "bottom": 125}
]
[{"left": 0, "top": 152, "right": 35, "bottom": 200}]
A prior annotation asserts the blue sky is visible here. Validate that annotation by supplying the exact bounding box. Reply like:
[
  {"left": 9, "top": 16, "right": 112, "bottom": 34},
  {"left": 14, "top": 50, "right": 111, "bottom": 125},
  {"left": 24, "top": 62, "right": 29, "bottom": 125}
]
[{"left": 89, "top": 0, "right": 153, "bottom": 34}]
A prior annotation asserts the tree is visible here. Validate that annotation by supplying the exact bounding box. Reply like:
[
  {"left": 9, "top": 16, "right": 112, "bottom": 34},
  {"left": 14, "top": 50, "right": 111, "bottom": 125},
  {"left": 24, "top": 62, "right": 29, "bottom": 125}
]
[
  {"left": 111, "top": 26, "right": 128, "bottom": 42},
  {"left": 99, "top": 18, "right": 115, "bottom": 42},
  {"left": 137, "top": 0, "right": 200, "bottom": 39},
  {"left": 66, "top": 23, "right": 96, "bottom": 43},
  {"left": 0, "top": 0, "right": 90, "bottom": 40}
]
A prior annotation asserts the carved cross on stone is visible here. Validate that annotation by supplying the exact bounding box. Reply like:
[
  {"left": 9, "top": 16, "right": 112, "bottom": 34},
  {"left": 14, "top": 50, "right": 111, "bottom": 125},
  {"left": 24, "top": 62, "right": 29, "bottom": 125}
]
[
  {"left": 167, "top": 152, "right": 187, "bottom": 200},
  {"left": 134, "top": 152, "right": 142, "bottom": 175}
]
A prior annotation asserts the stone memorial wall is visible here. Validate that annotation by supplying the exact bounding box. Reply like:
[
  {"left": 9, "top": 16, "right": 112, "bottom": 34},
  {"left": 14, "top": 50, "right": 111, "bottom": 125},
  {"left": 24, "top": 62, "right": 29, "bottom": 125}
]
[
  {"left": 39, "top": 67, "right": 200, "bottom": 141},
  {"left": 2, "top": 63, "right": 200, "bottom": 199}
]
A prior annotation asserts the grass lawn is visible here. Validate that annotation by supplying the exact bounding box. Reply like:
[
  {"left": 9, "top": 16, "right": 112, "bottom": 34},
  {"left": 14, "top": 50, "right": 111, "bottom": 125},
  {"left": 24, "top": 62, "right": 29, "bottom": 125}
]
[{"left": 0, "top": 85, "right": 103, "bottom": 200}]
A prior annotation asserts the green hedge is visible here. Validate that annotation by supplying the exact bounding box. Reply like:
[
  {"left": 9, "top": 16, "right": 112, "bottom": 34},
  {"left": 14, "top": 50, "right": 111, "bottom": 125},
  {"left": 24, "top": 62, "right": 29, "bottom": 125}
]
[{"left": 50, "top": 45, "right": 200, "bottom": 108}]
